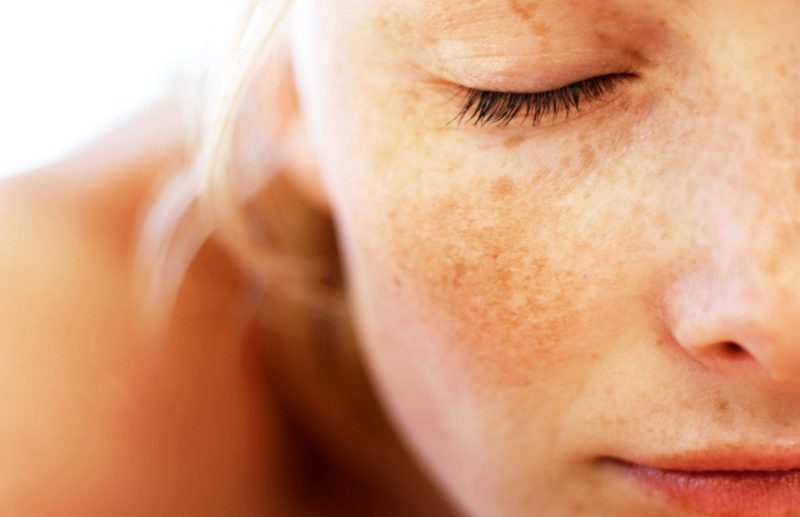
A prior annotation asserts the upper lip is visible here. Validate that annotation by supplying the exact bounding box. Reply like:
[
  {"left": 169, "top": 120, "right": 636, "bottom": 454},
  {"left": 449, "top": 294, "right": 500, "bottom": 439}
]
[{"left": 607, "top": 445, "right": 800, "bottom": 472}]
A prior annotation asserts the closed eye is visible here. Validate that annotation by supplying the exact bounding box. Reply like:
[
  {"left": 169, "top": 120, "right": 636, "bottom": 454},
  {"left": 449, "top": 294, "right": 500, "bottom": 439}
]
[{"left": 452, "top": 74, "right": 634, "bottom": 128}]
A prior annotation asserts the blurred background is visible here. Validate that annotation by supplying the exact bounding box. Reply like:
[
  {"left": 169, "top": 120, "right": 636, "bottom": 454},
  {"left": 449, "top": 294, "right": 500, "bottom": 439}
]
[{"left": 0, "top": 0, "right": 233, "bottom": 177}]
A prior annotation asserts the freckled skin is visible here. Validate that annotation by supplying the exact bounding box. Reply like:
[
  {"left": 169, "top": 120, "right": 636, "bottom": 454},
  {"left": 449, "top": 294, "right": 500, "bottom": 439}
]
[
  {"left": 502, "top": 133, "right": 527, "bottom": 150},
  {"left": 291, "top": 0, "right": 800, "bottom": 515},
  {"left": 506, "top": 0, "right": 535, "bottom": 22},
  {"left": 491, "top": 176, "right": 516, "bottom": 198}
]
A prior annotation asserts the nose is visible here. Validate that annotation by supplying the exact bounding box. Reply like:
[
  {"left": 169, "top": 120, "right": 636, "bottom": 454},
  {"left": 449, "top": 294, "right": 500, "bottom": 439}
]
[
  {"left": 660, "top": 2, "right": 800, "bottom": 387},
  {"left": 665, "top": 208, "right": 800, "bottom": 387}
]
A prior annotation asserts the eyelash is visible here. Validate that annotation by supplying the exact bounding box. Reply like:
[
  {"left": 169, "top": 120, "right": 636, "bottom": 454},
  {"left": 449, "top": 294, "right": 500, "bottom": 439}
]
[{"left": 454, "top": 74, "right": 630, "bottom": 128}]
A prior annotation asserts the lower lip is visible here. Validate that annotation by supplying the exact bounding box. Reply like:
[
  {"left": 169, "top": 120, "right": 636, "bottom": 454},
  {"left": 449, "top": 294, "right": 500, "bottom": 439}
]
[{"left": 615, "top": 461, "right": 800, "bottom": 516}]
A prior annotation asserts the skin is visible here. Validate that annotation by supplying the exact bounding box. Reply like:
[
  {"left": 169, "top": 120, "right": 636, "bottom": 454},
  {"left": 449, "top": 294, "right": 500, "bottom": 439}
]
[
  {"left": 288, "top": 0, "right": 800, "bottom": 515},
  {"left": 0, "top": 102, "right": 284, "bottom": 516},
  {"left": 0, "top": 77, "right": 449, "bottom": 517},
  {"left": 1, "top": 0, "right": 798, "bottom": 515}
]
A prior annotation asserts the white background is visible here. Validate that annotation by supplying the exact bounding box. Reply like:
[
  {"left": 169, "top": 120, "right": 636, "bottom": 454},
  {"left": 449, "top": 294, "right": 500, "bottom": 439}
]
[{"left": 0, "top": 0, "right": 234, "bottom": 176}]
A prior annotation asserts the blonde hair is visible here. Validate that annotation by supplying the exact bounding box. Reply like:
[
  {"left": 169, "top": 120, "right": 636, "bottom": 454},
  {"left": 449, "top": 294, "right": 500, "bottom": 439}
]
[
  {"left": 132, "top": 0, "right": 422, "bottom": 494},
  {"left": 136, "top": 0, "right": 342, "bottom": 331}
]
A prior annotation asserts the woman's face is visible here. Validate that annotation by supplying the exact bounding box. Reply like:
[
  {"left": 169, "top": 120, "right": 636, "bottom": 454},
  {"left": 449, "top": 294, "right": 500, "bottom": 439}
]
[{"left": 289, "top": 1, "right": 800, "bottom": 515}]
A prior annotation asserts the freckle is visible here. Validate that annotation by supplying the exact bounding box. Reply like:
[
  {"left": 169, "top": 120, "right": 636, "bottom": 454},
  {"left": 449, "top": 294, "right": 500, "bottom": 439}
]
[
  {"left": 452, "top": 261, "right": 466, "bottom": 288},
  {"left": 405, "top": 89, "right": 422, "bottom": 102},
  {"left": 503, "top": 134, "right": 526, "bottom": 150},
  {"left": 714, "top": 398, "right": 735, "bottom": 426},
  {"left": 594, "top": 30, "right": 612, "bottom": 45},
  {"left": 560, "top": 155, "right": 573, "bottom": 169},
  {"left": 538, "top": 167, "right": 553, "bottom": 181},
  {"left": 531, "top": 20, "right": 551, "bottom": 36},
  {"left": 372, "top": 14, "right": 389, "bottom": 30},
  {"left": 580, "top": 145, "right": 597, "bottom": 170},
  {"left": 496, "top": 264, "right": 513, "bottom": 287},
  {"left": 507, "top": 0, "right": 536, "bottom": 21},
  {"left": 491, "top": 176, "right": 516, "bottom": 199},
  {"left": 577, "top": 126, "right": 592, "bottom": 144},
  {"left": 622, "top": 44, "right": 646, "bottom": 64}
]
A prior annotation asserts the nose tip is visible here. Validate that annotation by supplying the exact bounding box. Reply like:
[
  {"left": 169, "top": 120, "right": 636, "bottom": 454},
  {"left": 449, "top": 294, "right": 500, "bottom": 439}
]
[
  {"left": 681, "top": 330, "right": 800, "bottom": 387},
  {"left": 668, "top": 275, "right": 800, "bottom": 387}
]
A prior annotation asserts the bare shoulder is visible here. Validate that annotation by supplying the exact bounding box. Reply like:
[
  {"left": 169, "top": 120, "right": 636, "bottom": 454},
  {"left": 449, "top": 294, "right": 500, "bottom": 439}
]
[
  {"left": 0, "top": 97, "right": 185, "bottom": 354},
  {"left": 0, "top": 100, "right": 281, "bottom": 516}
]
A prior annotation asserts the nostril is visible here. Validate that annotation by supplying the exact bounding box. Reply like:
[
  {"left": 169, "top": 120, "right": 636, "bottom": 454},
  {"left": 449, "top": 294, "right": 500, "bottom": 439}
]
[{"left": 720, "top": 341, "right": 748, "bottom": 359}]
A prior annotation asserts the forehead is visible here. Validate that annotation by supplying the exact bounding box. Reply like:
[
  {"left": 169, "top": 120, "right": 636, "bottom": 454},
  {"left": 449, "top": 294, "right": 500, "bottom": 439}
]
[
  {"left": 357, "top": 0, "right": 683, "bottom": 57},
  {"left": 372, "top": 0, "right": 673, "bottom": 27}
]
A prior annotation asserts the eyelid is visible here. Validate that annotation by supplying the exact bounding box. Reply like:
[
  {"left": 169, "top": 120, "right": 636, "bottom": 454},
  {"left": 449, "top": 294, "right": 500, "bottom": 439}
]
[{"left": 451, "top": 73, "right": 634, "bottom": 128}]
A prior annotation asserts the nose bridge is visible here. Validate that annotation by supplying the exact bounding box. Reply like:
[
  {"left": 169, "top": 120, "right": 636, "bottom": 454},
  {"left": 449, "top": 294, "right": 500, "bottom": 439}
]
[
  {"left": 662, "top": 0, "right": 800, "bottom": 385},
  {"left": 726, "top": 175, "right": 800, "bottom": 293},
  {"left": 711, "top": 107, "right": 800, "bottom": 323},
  {"left": 714, "top": 0, "right": 800, "bottom": 187},
  {"left": 749, "top": 207, "right": 800, "bottom": 297},
  {"left": 721, "top": 98, "right": 800, "bottom": 295},
  {"left": 664, "top": 76, "right": 800, "bottom": 384}
]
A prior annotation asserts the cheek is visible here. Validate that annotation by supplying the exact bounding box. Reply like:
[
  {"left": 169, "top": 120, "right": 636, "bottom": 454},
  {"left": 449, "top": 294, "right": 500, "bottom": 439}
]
[
  {"left": 326, "top": 96, "right": 695, "bottom": 512},
  {"left": 334, "top": 156, "right": 639, "bottom": 511},
  {"left": 343, "top": 162, "right": 605, "bottom": 395}
]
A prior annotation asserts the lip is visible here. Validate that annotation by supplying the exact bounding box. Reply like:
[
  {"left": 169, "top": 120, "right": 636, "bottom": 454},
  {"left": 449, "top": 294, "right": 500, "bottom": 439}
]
[{"left": 605, "top": 449, "right": 800, "bottom": 516}]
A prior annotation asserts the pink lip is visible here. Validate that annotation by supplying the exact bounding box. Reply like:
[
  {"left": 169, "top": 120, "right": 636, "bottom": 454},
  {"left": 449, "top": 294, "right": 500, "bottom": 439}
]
[{"left": 606, "top": 450, "right": 800, "bottom": 516}]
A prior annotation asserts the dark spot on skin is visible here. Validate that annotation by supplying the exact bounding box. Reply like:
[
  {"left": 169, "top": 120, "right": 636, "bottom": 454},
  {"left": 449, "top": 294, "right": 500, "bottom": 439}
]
[
  {"left": 621, "top": 44, "right": 647, "bottom": 65},
  {"left": 491, "top": 176, "right": 516, "bottom": 199},
  {"left": 531, "top": 20, "right": 551, "bottom": 36},
  {"left": 594, "top": 30, "right": 612, "bottom": 46},
  {"left": 507, "top": 0, "right": 535, "bottom": 21},
  {"left": 495, "top": 263, "right": 513, "bottom": 287},
  {"left": 507, "top": 1, "right": 552, "bottom": 38},
  {"left": 665, "top": 83, "right": 698, "bottom": 113},
  {"left": 503, "top": 134, "right": 527, "bottom": 150},
  {"left": 560, "top": 155, "right": 574, "bottom": 170},
  {"left": 608, "top": 7, "right": 623, "bottom": 20},
  {"left": 404, "top": 88, "right": 423, "bottom": 102},
  {"left": 538, "top": 167, "right": 555, "bottom": 185},
  {"left": 580, "top": 145, "right": 598, "bottom": 170},
  {"left": 452, "top": 261, "right": 466, "bottom": 288},
  {"left": 713, "top": 395, "right": 734, "bottom": 427}
]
